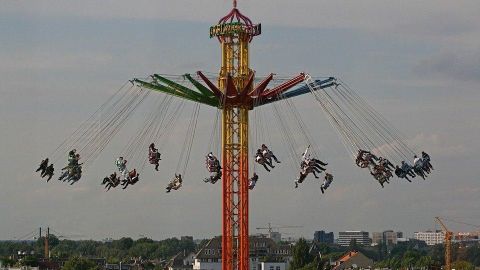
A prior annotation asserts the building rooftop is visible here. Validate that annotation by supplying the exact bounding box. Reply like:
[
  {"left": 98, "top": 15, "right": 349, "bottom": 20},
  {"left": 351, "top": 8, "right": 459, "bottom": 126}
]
[{"left": 195, "top": 236, "right": 292, "bottom": 261}]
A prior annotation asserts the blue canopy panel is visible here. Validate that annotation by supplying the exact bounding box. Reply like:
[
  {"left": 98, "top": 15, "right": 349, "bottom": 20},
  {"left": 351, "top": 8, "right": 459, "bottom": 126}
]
[{"left": 256, "top": 77, "right": 336, "bottom": 107}]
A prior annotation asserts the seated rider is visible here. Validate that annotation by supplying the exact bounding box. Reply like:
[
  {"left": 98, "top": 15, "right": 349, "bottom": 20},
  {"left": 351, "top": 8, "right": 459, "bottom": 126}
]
[
  {"left": 370, "top": 165, "right": 390, "bottom": 188},
  {"left": 105, "top": 172, "right": 120, "bottom": 191},
  {"left": 206, "top": 152, "right": 221, "bottom": 173},
  {"left": 102, "top": 173, "right": 115, "bottom": 185},
  {"left": 413, "top": 155, "right": 426, "bottom": 180},
  {"left": 296, "top": 146, "right": 328, "bottom": 184},
  {"left": 58, "top": 153, "right": 82, "bottom": 182},
  {"left": 355, "top": 149, "right": 370, "bottom": 167},
  {"left": 261, "top": 144, "right": 280, "bottom": 164},
  {"left": 422, "top": 151, "right": 433, "bottom": 170},
  {"left": 302, "top": 145, "right": 326, "bottom": 171},
  {"left": 364, "top": 152, "right": 378, "bottom": 166},
  {"left": 395, "top": 165, "right": 411, "bottom": 182},
  {"left": 308, "top": 158, "right": 327, "bottom": 172},
  {"left": 401, "top": 161, "right": 416, "bottom": 178},
  {"left": 109, "top": 172, "right": 118, "bottom": 182},
  {"left": 166, "top": 174, "right": 182, "bottom": 193},
  {"left": 68, "top": 149, "right": 76, "bottom": 160},
  {"left": 122, "top": 169, "right": 139, "bottom": 189},
  {"left": 255, "top": 149, "right": 274, "bottom": 172},
  {"left": 42, "top": 164, "right": 55, "bottom": 182},
  {"left": 62, "top": 164, "right": 82, "bottom": 184},
  {"left": 413, "top": 155, "right": 423, "bottom": 168},
  {"left": 116, "top": 157, "right": 128, "bottom": 177},
  {"left": 129, "top": 169, "right": 139, "bottom": 183},
  {"left": 248, "top": 173, "right": 259, "bottom": 190},
  {"left": 304, "top": 159, "right": 322, "bottom": 178},
  {"left": 378, "top": 157, "right": 394, "bottom": 171},
  {"left": 68, "top": 150, "right": 79, "bottom": 166},
  {"left": 321, "top": 173, "right": 333, "bottom": 194},
  {"left": 58, "top": 166, "right": 70, "bottom": 181},
  {"left": 149, "top": 143, "right": 161, "bottom": 171},
  {"left": 36, "top": 158, "right": 49, "bottom": 175},
  {"left": 205, "top": 170, "right": 222, "bottom": 184},
  {"left": 294, "top": 169, "right": 308, "bottom": 188},
  {"left": 311, "top": 157, "right": 328, "bottom": 166}
]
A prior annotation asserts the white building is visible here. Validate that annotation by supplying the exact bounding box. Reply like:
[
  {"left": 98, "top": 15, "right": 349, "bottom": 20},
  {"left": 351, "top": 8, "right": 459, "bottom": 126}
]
[
  {"left": 167, "top": 251, "right": 196, "bottom": 270},
  {"left": 414, "top": 230, "right": 445, "bottom": 245},
  {"left": 371, "top": 230, "right": 403, "bottom": 246},
  {"left": 193, "top": 236, "right": 292, "bottom": 270},
  {"left": 337, "top": 231, "right": 371, "bottom": 247}
]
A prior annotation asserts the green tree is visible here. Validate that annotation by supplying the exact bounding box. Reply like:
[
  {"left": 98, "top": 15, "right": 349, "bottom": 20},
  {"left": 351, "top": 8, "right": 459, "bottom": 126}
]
[
  {"left": 348, "top": 239, "right": 358, "bottom": 251},
  {"left": 63, "top": 256, "right": 100, "bottom": 270},
  {"left": 316, "top": 243, "right": 330, "bottom": 256},
  {"left": 1, "top": 256, "right": 17, "bottom": 267},
  {"left": 452, "top": 260, "right": 475, "bottom": 270},
  {"left": 401, "top": 250, "right": 420, "bottom": 268},
  {"left": 20, "top": 255, "right": 39, "bottom": 267},
  {"left": 465, "top": 243, "right": 480, "bottom": 266},
  {"left": 290, "top": 238, "right": 313, "bottom": 270},
  {"left": 112, "top": 238, "right": 134, "bottom": 250}
]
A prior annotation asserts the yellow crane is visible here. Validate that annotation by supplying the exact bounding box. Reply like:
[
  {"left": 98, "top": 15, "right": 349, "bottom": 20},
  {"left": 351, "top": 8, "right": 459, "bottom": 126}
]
[{"left": 435, "top": 217, "right": 453, "bottom": 270}]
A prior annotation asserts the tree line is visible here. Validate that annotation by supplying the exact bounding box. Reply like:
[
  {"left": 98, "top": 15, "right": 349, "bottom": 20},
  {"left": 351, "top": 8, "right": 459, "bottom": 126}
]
[
  {"left": 289, "top": 238, "right": 480, "bottom": 270},
  {"left": 0, "top": 235, "right": 196, "bottom": 268}
]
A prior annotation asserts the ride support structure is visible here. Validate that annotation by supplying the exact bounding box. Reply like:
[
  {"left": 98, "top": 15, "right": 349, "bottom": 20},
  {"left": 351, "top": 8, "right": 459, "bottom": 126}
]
[
  {"left": 133, "top": 3, "right": 336, "bottom": 270},
  {"left": 217, "top": 9, "right": 252, "bottom": 270}
]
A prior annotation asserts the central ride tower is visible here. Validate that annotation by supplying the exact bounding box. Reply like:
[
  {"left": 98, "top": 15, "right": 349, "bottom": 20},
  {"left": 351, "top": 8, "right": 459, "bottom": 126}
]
[
  {"left": 133, "top": 4, "right": 335, "bottom": 270},
  {"left": 212, "top": 1, "right": 261, "bottom": 270}
]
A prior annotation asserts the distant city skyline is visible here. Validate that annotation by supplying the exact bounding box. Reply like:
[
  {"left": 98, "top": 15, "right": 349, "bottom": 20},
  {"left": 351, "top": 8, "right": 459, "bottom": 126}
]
[{"left": 0, "top": 1, "right": 479, "bottom": 240}]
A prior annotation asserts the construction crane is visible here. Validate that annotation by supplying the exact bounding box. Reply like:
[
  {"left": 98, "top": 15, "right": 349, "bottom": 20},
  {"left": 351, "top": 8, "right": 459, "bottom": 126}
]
[
  {"left": 51, "top": 228, "right": 86, "bottom": 240},
  {"left": 256, "top": 223, "right": 303, "bottom": 234},
  {"left": 435, "top": 217, "right": 453, "bottom": 270}
]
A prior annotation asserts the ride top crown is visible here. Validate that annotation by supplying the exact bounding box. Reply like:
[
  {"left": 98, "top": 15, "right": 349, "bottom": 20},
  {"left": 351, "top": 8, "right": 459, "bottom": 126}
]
[{"left": 209, "top": 7, "right": 261, "bottom": 42}]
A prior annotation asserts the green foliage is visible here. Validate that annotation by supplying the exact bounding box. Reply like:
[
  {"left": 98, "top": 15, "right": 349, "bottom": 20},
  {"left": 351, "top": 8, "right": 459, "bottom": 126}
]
[
  {"left": 1, "top": 256, "right": 17, "bottom": 267},
  {"left": 455, "top": 243, "right": 480, "bottom": 266},
  {"left": 428, "top": 243, "right": 445, "bottom": 263},
  {"left": 375, "top": 253, "right": 439, "bottom": 270},
  {"left": 113, "top": 238, "right": 134, "bottom": 250},
  {"left": 452, "top": 260, "right": 475, "bottom": 270},
  {"left": 0, "top": 235, "right": 196, "bottom": 264},
  {"left": 20, "top": 255, "right": 39, "bottom": 267},
  {"left": 296, "top": 261, "right": 317, "bottom": 270},
  {"left": 414, "top": 256, "right": 434, "bottom": 268},
  {"left": 316, "top": 243, "right": 330, "bottom": 256},
  {"left": 1, "top": 237, "right": 478, "bottom": 269},
  {"left": 290, "top": 238, "right": 314, "bottom": 270},
  {"left": 63, "top": 256, "right": 100, "bottom": 270},
  {"left": 348, "top": 239, "right": 358, "bottom": 251}
]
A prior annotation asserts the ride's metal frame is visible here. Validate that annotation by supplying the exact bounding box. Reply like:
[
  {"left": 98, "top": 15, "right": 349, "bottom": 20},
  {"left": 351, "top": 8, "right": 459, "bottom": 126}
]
[{"left": 133, "top": 3, "right": 336, "bottom": 270}]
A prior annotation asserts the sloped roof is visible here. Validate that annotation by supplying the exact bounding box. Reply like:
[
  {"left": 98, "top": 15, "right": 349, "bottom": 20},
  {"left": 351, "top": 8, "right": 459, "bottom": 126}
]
[
  {"left": 195, "top": 236, "right": 292, "bottom": 260},
  {"left": 195, "top": 237, "right": 222, "bottom": 259},
  {"left": 333, "top": 251, "right": 374, "bottom": 270},
  {"left": 337, "top": 251, "right": 358, "bottom": 263},
  {"left": 167, "top": 251, "right": 195, "bottom": 268}
]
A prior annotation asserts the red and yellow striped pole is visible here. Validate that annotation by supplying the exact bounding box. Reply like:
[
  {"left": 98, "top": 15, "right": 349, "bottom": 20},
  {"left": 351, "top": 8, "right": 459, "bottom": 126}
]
[{"left": 218, "top": 24, "right": 251, "bottom": 270}]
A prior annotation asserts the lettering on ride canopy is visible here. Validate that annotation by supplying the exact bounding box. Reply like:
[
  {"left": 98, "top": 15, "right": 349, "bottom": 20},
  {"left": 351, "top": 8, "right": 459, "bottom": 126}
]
[{"left": 210, "top": 22, "right": 261, "bottom": 38}]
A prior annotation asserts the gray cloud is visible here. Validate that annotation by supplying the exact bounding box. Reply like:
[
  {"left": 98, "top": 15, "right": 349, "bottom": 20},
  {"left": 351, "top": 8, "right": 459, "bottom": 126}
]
[{"left": 414, "top": 50, "right": 480, "bottom": 82}]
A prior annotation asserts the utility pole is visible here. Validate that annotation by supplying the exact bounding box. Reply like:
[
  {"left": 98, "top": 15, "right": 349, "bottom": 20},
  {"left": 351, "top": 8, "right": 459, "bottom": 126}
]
[{"left": 44, "top": 227, "right": 49, "bottom": 259}]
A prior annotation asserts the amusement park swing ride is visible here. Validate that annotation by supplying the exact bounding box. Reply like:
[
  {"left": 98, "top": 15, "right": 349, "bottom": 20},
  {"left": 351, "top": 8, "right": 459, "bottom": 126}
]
[{"left": 35, "top": 1, "right": 435, "bottom": 270}]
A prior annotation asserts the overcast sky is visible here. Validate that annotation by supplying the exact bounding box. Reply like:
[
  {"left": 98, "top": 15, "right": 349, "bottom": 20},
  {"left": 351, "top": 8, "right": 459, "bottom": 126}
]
[{"left": 1, "top": 0, "right": 479, "bottom": 241}]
